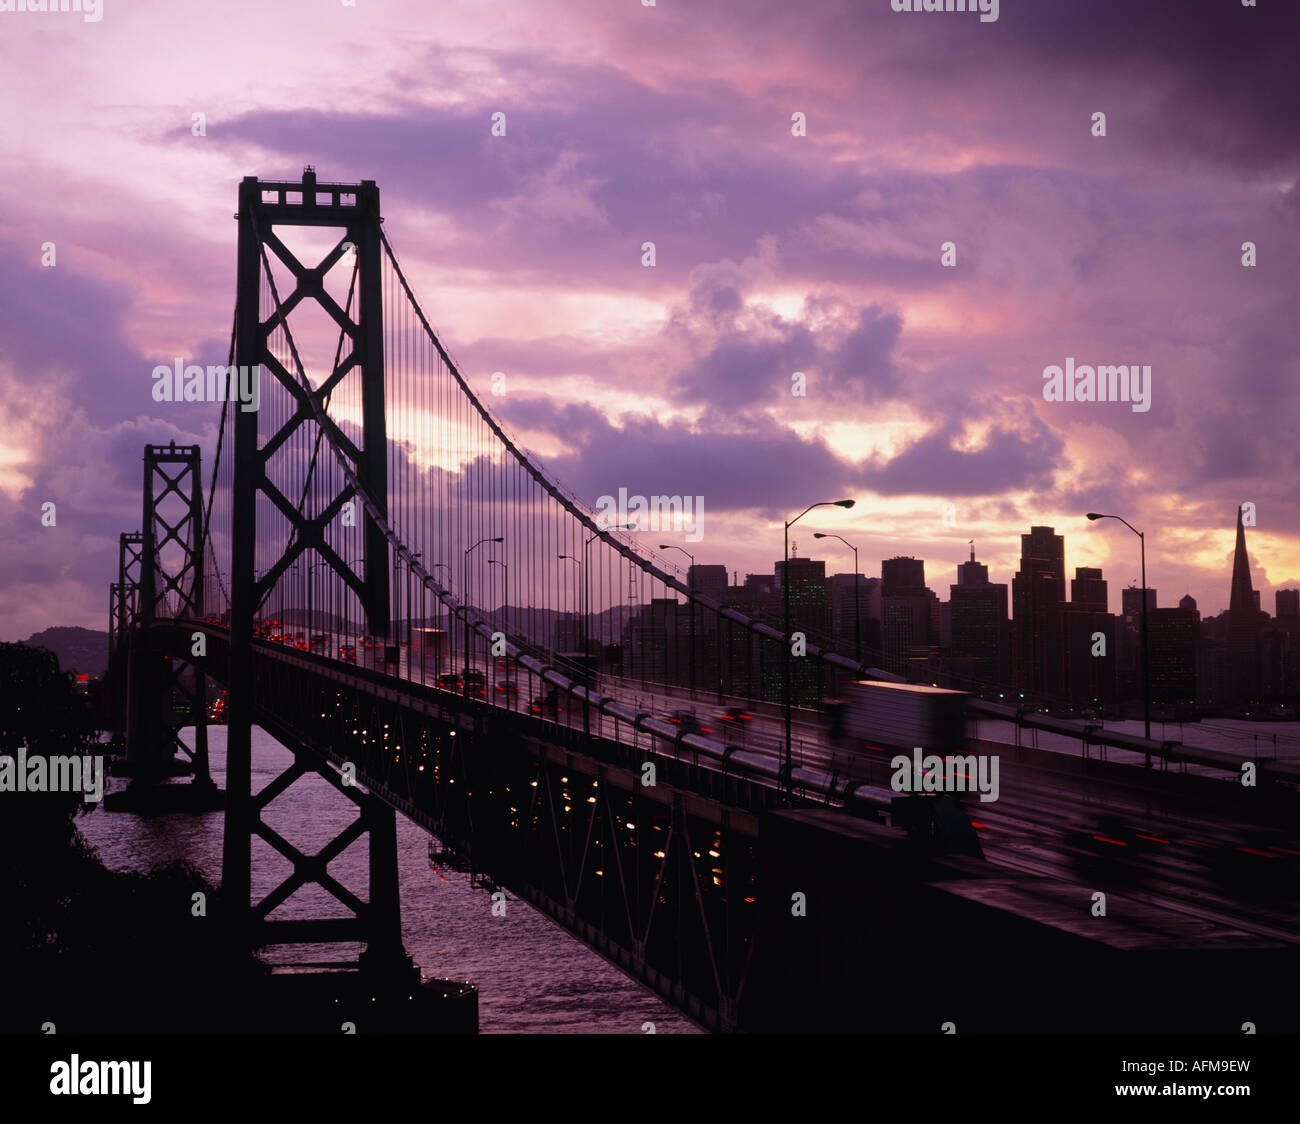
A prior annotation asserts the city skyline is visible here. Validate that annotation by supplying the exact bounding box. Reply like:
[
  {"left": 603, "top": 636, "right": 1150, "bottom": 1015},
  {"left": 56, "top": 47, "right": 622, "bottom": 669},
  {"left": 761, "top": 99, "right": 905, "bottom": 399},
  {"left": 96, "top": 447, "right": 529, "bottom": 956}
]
[{"left": 657, "top": 507, "right": 1288, "bottom": 624}]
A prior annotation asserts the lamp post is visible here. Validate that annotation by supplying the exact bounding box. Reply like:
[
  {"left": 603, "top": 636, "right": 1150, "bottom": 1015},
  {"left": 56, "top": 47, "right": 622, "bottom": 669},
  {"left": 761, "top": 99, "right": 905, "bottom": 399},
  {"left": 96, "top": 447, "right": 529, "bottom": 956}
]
[
  {"left": 488, "top": 558, "right": 508, "bottom": 700},
  {"left": 586, "top": 525, "right": 635, "bottom": 719},
  {"left": 814, "top": 532, "right": 861, "bottom": 665},
  {"left": 1086, "top": 512, "right": 1150, "bottom": 753},
  {"left": 464, "top": 537, "right": 503, "bottom": 697},
  {"left": 558, "top": 553, "right": 581, "bottom": 726},
  {"left": 280, "top": 564, "right": 295, "bottom": 633},
  {"left": 659, "top": 544, "right": 696, "bottom": 698},
  {"left": 344, "top": 556, "right": 366, "bottom": 647},
  {"left": 405, "top": 553, "right": 422, "bottom": 677},
  {"left": 429, "top": 562, "right": 450, "bottom": 678},
  {"left": 487, "top": 558, "right": 509, "bottom": 637},
  {"left": 307, "top": 560, "right": 330, "bottom": 649},
  {"left": 562, "top": 525, "right": 635, "bottom": 736},
  {"left": 558, "top": 550, "right": 580, "bottom": 638},
  {"left": 784, "top": 499, "right": 855, "bottom": 803}
]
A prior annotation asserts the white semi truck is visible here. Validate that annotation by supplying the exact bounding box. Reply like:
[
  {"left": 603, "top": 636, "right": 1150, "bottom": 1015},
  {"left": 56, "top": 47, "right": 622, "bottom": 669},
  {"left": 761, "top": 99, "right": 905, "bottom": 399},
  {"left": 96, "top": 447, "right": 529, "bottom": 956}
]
[
  {"left": 830, "top": 680, "right": 971, "bottom": 754},
  {"left": 829, "top": 680, "right": 983, "bottom": 857}
]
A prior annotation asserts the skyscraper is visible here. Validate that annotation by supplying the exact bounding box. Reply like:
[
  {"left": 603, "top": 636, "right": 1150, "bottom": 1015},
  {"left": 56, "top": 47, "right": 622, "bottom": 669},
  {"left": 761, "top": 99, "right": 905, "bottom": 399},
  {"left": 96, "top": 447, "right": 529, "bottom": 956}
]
[
  {"left": 956, "top": 543, "right": 989, "bottom": 588},
  {"left": 1122, "top": 586, "right": 1157, "bottom": 618},
  {"left": 949, "top": 543, "right": 1010, "bottom": 690},
  {"left": 828, "top": 572, "right": 881, "bottom": 662},
  {"left": 1277, "top": 589, "right": 1299, "bottom": 618},
  {"left": 881, "top": 556, "right": 935, "bottom": 677},
  {"left": 1226, "top": 504, "right": 1261, "bottom": 702},
  {"left": 620, "top": 598, "right": 676, "bottom": 680},
  {"left": 1149, "top": 602, "right": 1200, "bottom": 705},
  {"left": 688, "top": 564, "right": 728, "bottom": 602},
  {"left": 1117, "top": 585, "right": 1156, "bottom": 701},
  {"left": 775, "top": 556, "right": 829, "bottom": 703},
  {"left": 1063, "top": 566, "right": 1114, "bottom": 705},
  {"left": 775, "top": 558, "right": 830, "bottom": 635},
  {"left": 1012, "top": 526, "right": 1066, "bottom": 703},
  {"left": 882, "top": 556, "right": 926, "bottom": 597}
]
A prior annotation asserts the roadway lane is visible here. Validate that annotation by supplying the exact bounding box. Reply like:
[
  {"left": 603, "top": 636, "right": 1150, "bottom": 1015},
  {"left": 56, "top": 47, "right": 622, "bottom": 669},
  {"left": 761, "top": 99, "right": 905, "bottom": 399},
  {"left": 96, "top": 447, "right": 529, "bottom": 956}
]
[{"left": 238, "top": 621, "right": 1300, "bottom": 940}]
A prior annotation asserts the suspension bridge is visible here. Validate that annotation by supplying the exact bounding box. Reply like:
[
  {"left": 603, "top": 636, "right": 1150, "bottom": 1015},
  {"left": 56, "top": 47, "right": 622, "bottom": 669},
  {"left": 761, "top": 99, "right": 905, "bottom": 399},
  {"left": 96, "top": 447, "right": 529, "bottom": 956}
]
[{"left": 102, "top": 170, "right": 1300, "bottom": 1034}]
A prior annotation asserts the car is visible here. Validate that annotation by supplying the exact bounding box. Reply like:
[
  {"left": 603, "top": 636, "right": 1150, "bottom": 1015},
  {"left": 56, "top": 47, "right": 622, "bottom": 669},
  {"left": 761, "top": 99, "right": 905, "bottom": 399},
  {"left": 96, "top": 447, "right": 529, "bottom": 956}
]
[
  {"left": 530, "top": 692, "right": 564, "bottom": 716},
  {"left": 717, "top": 706, "right": 753, "bottom": 723},
  {"left": 438, "top": 673, "right": 463, "bottom": 691},
  {"left": 310, "top": 634, "right": 328, "bottom": 648},
  {"left": 668, "top": 709, "right": 712, "bottom": 735},
  {"left": 339, "top": 645, "right": 357, "bottom": 662},
  {"left": 496, "top": 679, "right": 521, "bottom": 693}
]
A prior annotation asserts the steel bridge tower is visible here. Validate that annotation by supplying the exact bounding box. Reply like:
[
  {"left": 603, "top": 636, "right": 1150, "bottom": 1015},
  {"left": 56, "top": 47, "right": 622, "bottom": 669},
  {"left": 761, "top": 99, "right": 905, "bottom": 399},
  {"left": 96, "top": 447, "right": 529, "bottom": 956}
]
[
  {"left": 226, "top": 169, "right": 412, "bottom": 983},
  {"left": 118, "top": 443, "right": 216, "bottom": 790}
]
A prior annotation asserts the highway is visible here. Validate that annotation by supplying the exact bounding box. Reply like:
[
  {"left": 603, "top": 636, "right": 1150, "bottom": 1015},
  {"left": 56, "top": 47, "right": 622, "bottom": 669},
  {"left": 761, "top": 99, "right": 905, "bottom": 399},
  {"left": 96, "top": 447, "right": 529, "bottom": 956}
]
[{"left": 219, "top": 619, "right": 1300, "bottom": 944}]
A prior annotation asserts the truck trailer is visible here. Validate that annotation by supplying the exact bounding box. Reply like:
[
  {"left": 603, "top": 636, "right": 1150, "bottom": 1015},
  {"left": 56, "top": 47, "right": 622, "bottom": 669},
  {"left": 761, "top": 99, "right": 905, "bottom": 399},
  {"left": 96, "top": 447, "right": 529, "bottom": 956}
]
[{"left": 832, "top": 680, "right": 970, "bottom": 755}]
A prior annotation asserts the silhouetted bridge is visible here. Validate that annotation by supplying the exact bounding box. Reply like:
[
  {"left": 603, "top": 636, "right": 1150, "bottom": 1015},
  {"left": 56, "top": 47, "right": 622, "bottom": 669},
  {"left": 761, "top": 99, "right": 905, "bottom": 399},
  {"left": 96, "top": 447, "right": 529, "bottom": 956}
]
[{"left": 103, "top": 170, "right": 1300, "bottom": 1033}]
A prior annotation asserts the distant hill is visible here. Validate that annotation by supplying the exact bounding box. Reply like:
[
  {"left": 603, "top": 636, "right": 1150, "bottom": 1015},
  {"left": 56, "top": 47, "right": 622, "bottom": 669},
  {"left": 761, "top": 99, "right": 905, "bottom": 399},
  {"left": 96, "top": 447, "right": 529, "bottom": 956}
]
[{"left": 23, "top": 627, "right": 109, "bottom": 679}]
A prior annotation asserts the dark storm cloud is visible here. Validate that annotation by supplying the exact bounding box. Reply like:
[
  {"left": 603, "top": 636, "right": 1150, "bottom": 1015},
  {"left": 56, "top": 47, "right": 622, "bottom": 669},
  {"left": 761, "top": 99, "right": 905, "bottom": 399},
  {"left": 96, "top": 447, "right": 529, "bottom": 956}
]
[
  {"left": 856, "top": 414, "right": 1065, "bottom": 498},
  {"left": 495, "top": 390, "right": 1064, "bottom": 515},
  {"left": 0, "top": 245, "right": 146, "bottom": 428},
  {"left": 643, "top": 0, "right": 1300, "bottom": 175},
  {"left": 668, "top": 302, "right": 905, "bottom": 415},
  {"left": 496, "top": 396, "right": 850, "bottom": 518},
  {"left": 206, "top": 57, "right": 873, "bottom": 288}
]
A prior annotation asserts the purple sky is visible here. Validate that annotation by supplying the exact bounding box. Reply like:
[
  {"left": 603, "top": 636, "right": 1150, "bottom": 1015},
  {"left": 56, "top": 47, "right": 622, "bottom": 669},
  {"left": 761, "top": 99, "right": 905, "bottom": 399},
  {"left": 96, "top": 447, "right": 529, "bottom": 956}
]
[{"left": 2, "top": 0, "right": 1297, "bottom": 640}]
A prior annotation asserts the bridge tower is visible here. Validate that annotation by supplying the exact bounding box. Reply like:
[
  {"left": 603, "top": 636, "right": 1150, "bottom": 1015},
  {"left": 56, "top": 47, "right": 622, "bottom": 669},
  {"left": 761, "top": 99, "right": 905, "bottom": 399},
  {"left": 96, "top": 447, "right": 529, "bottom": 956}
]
[
  {"left": 104, "top": 531, "right": 143, "bottom": 748},
  {"left": 120, "top": 442, "right": 214, "bottom": 787},
  {"left": 226, "top": 169, "right": 412, "bottom": 984}
]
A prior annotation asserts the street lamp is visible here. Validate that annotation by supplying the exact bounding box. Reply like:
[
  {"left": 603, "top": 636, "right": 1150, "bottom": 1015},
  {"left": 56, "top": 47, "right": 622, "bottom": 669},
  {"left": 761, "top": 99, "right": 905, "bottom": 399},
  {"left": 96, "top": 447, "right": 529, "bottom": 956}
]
[
  {"left": 392, "top": 553, "right": 403, "bottom": 654},
  {"left": 488, "top": 558, "right": 509, "bottom": 699},
  {"left": 558, "top": 553, "right": 582, "bottom": 725},
  {"left": 306, "top": 560, "right": 331, "bottom": 647},
  {"left": 1087, "top": 512, "right": 1150, "bottom": 751},
  {"left": 561, "top": 526, "right": 635, "bottom": 735},
  {"left": 464, "top": 537, "right": 503, "bottom": 697},
  {"left": 558, "top": 552, "right": 580, "bottom": 652},
  {"left": 425, "top": 562, "right": 450, "bottom": 678},
  {"left": 814, "top": 532, "right": 861, "bottom": 665},
  {"left": 659, "top": 544, "right": 696, "bottom": 698},
  {"left": 342, "top": 556, "right": 367, "bottom": 646},
  {"left": 487, "top": 558, "right": 509, "bottom": 636},
  {"left": 784, "top": 499, "right": 855, "bottom": 803},
  {"left": 338, "top": 558, "right": 364, "bottom": 652},
  {"left": 403, "top": 553, "right": 422, "bottom": 676},
  {"left": 428, "top": 561, "right": 450, "bottom": 600}
]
